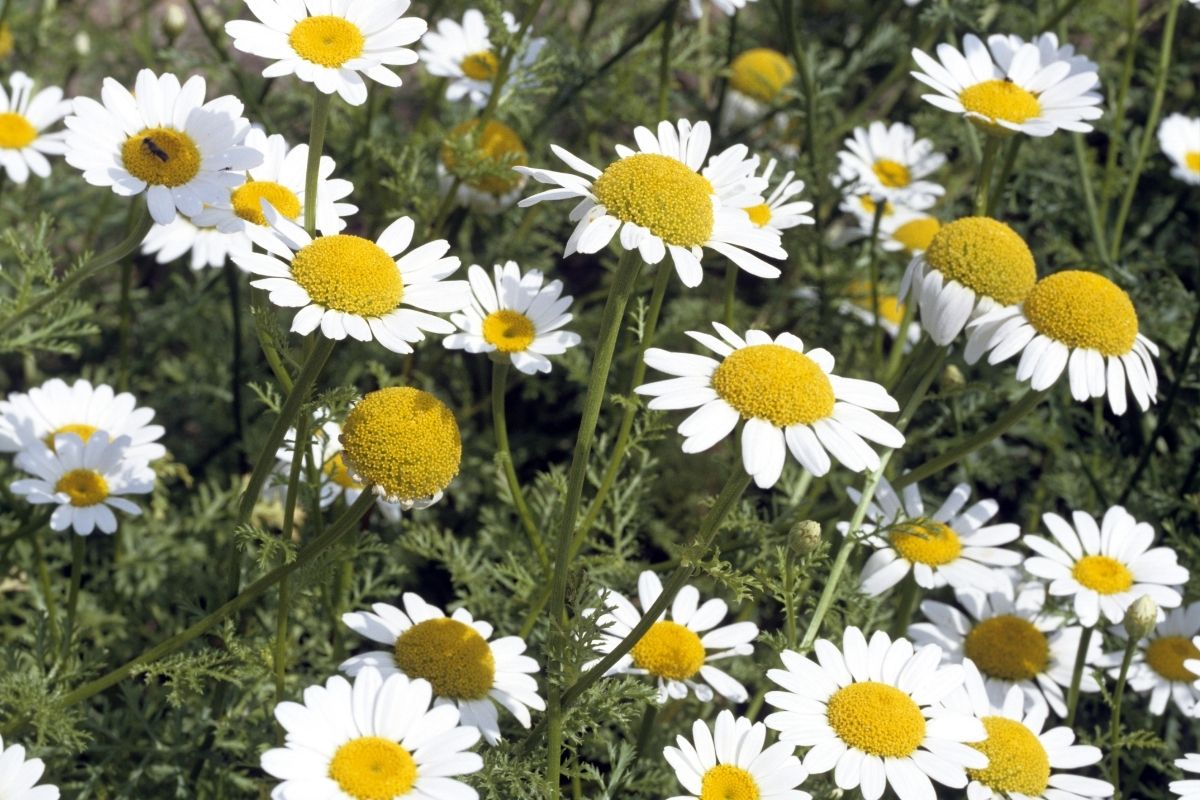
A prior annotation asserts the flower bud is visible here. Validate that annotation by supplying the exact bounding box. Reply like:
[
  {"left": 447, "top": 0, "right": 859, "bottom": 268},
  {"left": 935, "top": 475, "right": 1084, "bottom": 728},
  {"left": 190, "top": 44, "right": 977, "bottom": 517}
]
[
  {"left": 72, "top": 31, "right": 91, "bottom": 57},
  {"left": 1124, "top": 595, "right": 1158, "bottom": 639},
  {"left": 940, "top": 364, "right": 966, "bottom": 391},
  {"left": 200, "top": 5, "right": 223, "bottom": 30},
  {"left": 163, "top": 5, "right": 188, "bottom": 38},
  {"left": 789, "top": 520, "right": 822, "bottom": 556}
]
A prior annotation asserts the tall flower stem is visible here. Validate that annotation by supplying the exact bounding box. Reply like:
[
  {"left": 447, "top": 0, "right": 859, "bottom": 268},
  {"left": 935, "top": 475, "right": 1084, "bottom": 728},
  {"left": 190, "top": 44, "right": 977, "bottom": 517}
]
[
  {"left": 987, "top": 138, "right": 1022, "bottom": 216},
  {"left": 1065, "top": 625, "right": 1094, "bottom": 726},
  {"left": 656, "top": 0, "right": 680, "bottom": 119},
  {"left": 973, "top": 136, "right": 1001, "bottom": 217},
  {"left": 866, "top": 201, "right": 886, "bottom": 364},
  {"left": 1109, "top": 635, "right": 1137, "bottom": 792},
  {"left": 1099, "top": 0, "right": 1140, "bottom": 223},
  {"left": 722, "top": 262, "right": 737, "bottom": 327},
  {"left": 889, "top": 572, "right": 918, "bottom": 638},
  {"left": 62, "top": 536, "right": 85, "bottom": 660},
  {"left": 303, "top": 90, "right": 333, "bottom": 236},
  {"left": 1072, "top": 133, "right": 1110, "bottom": 267},
  {"left": 273, "top": 411, "right": 309, "bottom": 705},
  {"left": 492, "top": 360, "right": 549, "bottom": 570},
  {"left": 223, "top": 260, "right": 248, "bottom": 470},
  {"left": 31, "top": 534, "right": 60, "bottom": 648}
]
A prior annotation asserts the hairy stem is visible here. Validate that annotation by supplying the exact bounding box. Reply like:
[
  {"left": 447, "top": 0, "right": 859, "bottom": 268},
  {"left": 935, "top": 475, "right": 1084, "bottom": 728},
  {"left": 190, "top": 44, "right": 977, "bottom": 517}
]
[
  {"left": 304, "top": 90, "right": 333, "bottom": 236},
  {"left": 1065, "top": 625, "right": 1094, "bottom": 726},
  {"left": 1109, "top": 635, "right": 1136, "bottom": 793},
  {"left": 492, "top": 360, "right": 549, "bottom": 570}
]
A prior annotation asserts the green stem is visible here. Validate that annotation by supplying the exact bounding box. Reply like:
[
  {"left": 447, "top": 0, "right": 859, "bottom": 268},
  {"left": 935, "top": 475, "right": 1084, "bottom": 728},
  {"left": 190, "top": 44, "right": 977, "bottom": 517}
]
[
  {"left": 889, "top": 571, "right": 918, "bottom": 638},
  {"left": 1065, "top": 625, "right": 1094, "bottom": 726},
  {"left": 1109, "top": 635, "right": 1136, "bottom": 793},
  {"left": 304, "top": 90, "right": 333, "bottom": 236},
  {"left": 866, "top": 201, "right": 885, "bottom": 366},
  {"left": 634, "top": 703, "right": 659, "bottom": 755},
  {"left": 1072, "top": 133, "right": 1110, "bottom": 267},
  {"left": 117, "top": 258, "right": 135, "bottom": 392},
  {"left": 882, "top": 301, "right": 917, "bottom": 387},
  {"left": 722, "top": 261, "right": 737, "bottom": 327},
  {"left": 1038, "top": 0, "right": 1086, "bottom": 29},
  {"left": 783, "top": 549, "right": 798, "bottom": 648},
  {"left": 973, "top": 136, "right": 1001, "bottom": 217},
  {"left": 492, "top": 360, "right": 549, "bottom": 570},
  {"left": 273, "top": 411, "right": 309, "bottom": 704},
  {"left": 223, "top": 260, "right": 248, "bottom": 471},
  {"left": 62, "top": 536, "right": 85, "bottom": 659},
  {"left": 987, "top": 138, "right": 1022, "bottom": 216},
  {"left": 1099, "top": 0, "right": 1140, "bottom": 223},
  {"left": 656, "top": 0, "right": 679, "bottom": 119},
  {"left": 31, "top": 534, "right": 60, "bottom": 648}
]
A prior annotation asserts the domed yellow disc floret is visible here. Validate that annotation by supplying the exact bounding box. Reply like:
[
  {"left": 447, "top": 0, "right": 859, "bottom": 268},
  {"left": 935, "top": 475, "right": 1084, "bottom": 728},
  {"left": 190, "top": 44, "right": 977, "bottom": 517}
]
[
  {"left": 967, "top": 716, "right": 1051, "bottom": 795},
  {"left": 441, "top": 119, "right": 528, "bottom": 194},
  {"left": 288, "top": 15, "right": 365, "bottom": 68},
  {"left": 482, "top": 309, "right": 536, "bottom": 353},
  {"left": 712, "top": 344, "right": 835, "bottom": 427},
  {"left": 872, "top": 159, "right": 911, "bottom": 189},
  {"left": 121, "top": 127, "right": 201, "bottom": 187},
  {"left": 323, "top": 452, "right": 364, "bottom": 490},
  {"left": 0, "top": 112, "right": 36, "bottom": 149},
  {"left": 964, "top": 615, "right": 1050, "bottom": 681},
  {"left": 290, "top": 234, "right": 402, "bottom": 318},
  {"left": 55, "top": 468, "right": 109, "bottom": 507},
  {"left": 1145, "top": 635, "right": 1200, "bottom": 682},
  {"left": 1023, "top": 271, "right": 1138, "bottom": 357},
  {"left": 1072, "top": 554, "right": 1133, "bottom": 595},
  {"left": 923, "top": 217, "right": 1036, "bottom": 306},
  {"left": 593, "top": 153, "right": 715, "bottom": 248},
  {"left": 231, "top": 180, "right": 302, "bottom": 226},
  {"left": 631, "top": 620, "right": 706, "bottom": 681},
  {"left": 892, "top": 217, "right": 940, "bottom": 253},
  {"left": 340, "top": 387, "right": 462, "bottom": 503},
  {"left": 328, "top": 736, "right": 417, "bottom": 800},
  {"left": 44, "top": 423, "right": 103, "bottom": 451},
  {"left": 959, "top": 80, "right": 1042, "bottom": 134},
  {"left": 392, "top": 617, "right": 496, "bottom": 699},
  {"left": 826, "top": 681, "right": 926, "bottom": 758},
  {"left": 729, "top": 48, "right": 795, "bottom": 104},
  {"left": 889, "top": 521, "right": 962, "bottom": 566},
  {"left": 461, "top": 50, "right": 498, "bottom": 81},
  {"left": 700, "top": 765, "right": 760, "bottom": 800},
  {"left": 744, "top": 203, "right": 772, "bottom": 228}
]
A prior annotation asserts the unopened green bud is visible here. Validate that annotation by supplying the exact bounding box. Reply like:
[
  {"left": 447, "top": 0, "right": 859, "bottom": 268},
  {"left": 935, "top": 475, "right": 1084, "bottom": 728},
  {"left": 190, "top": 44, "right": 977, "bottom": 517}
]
[
  {"left": 941, "top": 364, "right": 966, "bottom": 391},
  {"left": 163, "top": 5, "right": 188, "bottom": 38},
  {"left": 1124, "top": 595, "right": 1158, "bottom": 639},
  {"left": 790, "top": 520, "right": 821, "bottom": 556},
  {"left": 200, "top": 6, "right": 223, "bottom": 30},
  {"left": 72, "top": 31, "right": 91, "bottom": 57}
]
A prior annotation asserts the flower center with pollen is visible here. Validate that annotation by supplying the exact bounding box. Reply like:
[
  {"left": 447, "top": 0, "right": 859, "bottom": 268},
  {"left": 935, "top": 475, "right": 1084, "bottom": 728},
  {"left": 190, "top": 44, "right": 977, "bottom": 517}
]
[
  {"left": 327, "top": 736, "right": 417, "bottom": 800},
  {"left": 440, "top": 119, "right": 528, "bottom": 194},
  {"left": 889, "top": 521, "right": 962, "bottom": 566},
  {"left": 231, "top": 180, "right": 302, "bottom": 226},
  {"left": 482, "top": 309, "right": 536, "bottom": 353},
  {"left": 392, "top": 618, "right": 496, "bottom": 699},
  {"left": 872, "top": 159, "right": 911, "bottom": 188},
  {"left": 1072, "top": 554, "right": 1133, "bottom": 595},
  {"left": 1187, "top": 152, "right": 1200, "bottom": 174},
  {"left": 121, "top": 126, "right": 201, "bottom": 187},
  {"left": 728, "top": 48, "right": 795, "bottom": 104},
  {"left": 1144, "top": 635, "right": 1200, "bottom": 683},
  {"left": 55, "top": 468, "right": 109, "bottom": 507},
  {"left": 631, "top": 620, "right": 706, "bottom": 681},
  {"left": 323, "top": 452, "right": 364, "bottom": 490},
  {"left": 0, "top": 112, "right": 36, "bottom": 149},
  {"left": 712, "top": 344, "right": 834, "bottom": 427},
  {"left": 340, "top": 387, "right": 462, "bottom": 503},
  {"left": 959, "top": 80, "right": 1041, "bottom": 133},
  {"left": 744, "top": 203, "right": 772, "bottom": 227},
  {"left": 923, "top": 217, "right": 1036, "bottom": 306},
  {"left": 892, "top": 217, "right": 940, "bottom": 253},
  {"left": 43, "top": 423, "right": 103, "bottom": 451},
  {"left": 290, "top": 234, "right": 402, "bottom": 317},
  {"left": 289, "top": 15, "right": 365, "bottom": 67},
  {"left": 968, "top": 717, "right": 1050, "bottom": 795},
  {"left": 461, "top": 50, "right": 499, "bottom": 81},
  {"left": 1023, "top": 271, "right": 1138, "bottom": 357},
  {"left": 699, "top": 764, "right": 760, "bottom": 800},
  {"left": 964, "top": 615, "right": 1050, "bottom": 681},
  {"left": 593, "top": 153, "right": 715, "bottom": 248},
  {"left": 847, "top": 281, "right": 907, "bottom": 326},
  {"left": 826, "top": 681, "right": 926, "bottom": 758}
]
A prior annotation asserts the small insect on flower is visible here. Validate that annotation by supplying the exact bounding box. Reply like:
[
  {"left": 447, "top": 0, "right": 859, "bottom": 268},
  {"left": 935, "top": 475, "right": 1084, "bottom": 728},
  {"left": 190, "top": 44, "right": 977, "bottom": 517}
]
[{"left": 141, "top": 136, "right": 170, "bottom": 161}]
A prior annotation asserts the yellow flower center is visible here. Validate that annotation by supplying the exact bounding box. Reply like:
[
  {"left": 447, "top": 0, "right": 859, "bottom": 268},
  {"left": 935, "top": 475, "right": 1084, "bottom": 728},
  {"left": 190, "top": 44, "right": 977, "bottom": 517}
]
[
  {"left": 1186, "top": 152, "right": 1200, "bottom": 174},
  {"left": 699, "top": 764, "right": 760, "bottom": 800},
  {"left": 43, "top": 423, "right": 103, "bottom": 451},
  {"left": 0, "top": 23, "right": 12, "bottom": 60},
  {"left": 847, "top": 280, "right": 907, "bottom": 326},
  {"left": 711, "top": 344, "right": 835, "bottom": 427},
  {"left": 1023, "top": 270, "right": 1138, "bottom": 357},
  {"left": 392, "top": 617, "right": 496, "bottom": 699},
  {"left": 1072, "top": 554, "right": 1133, "bottom": 595},
  {"left": 744, "top": 203, "right": 772, "bottom": 227},
  {"left": 592, "top": 153, "right": 715, "bottom": 248},
  {"left": 963, "top": 615, "right": 1050, "bottom": 682},
  {"left": 892, "top": 217, "right": 940, "bottom": 253},
  {"left": 728, "top": 48, "right": 795, "bottom": 104},
  {"left": 1144, "top": 635, "right": 1200, "bottom": 683},
  {"left": 340, "top": 387, "right": 462, "bottom": 503},
  {"left": 323, "top": 452, "right": 364, "bottom": 490},
  {"left": 967, "top": 716, "right": 1050, "bottom": 796},
  {"left": 888, "top": 520, "right": 962, "bottom": 566},
  {"left": 858, "top": 195, "right": 894, "bottom": 217},
  {"left": 461, "top": 50, "right": 499, "bottom": 81},
  {"left": 230, "top": 180, "right": 302, "bottom": 226},
  {"left": 630, "top": 620, "right": 706, "bottom": 681},
  {"left": 959, "top": 79, "right": 1042, "bottom": 134},
  {"left": 482, "top": 309, "right": 536, "bottom": 353},
  {"left": 121, "top": 126, "right": 201, "bottom": 187},
  {"left": 55, "top": 468, "right": 110, "bottom": 507},
  {"left": 0, "top": 112, "right": 36, "bottom": 149},
  {"left": 826, "top": 681, "right": 926, "bottom": 758},
  {"left": 288, "top": 15, "right": 365, "bottom": 68},
  {"left": 872, "top": 159, "right": 911, "bottom": 189},
  {"left": 327, "top": 736, "right": 417, "bottom": 800},
  {"left": 290, "top": 234, "right": 402, "bottom": 317},
  {"left": 440, "top": 118, "right": 528, "bottom": 194},
  {"left": 923, "top": 217, "right": 1036, "bottom": 306}
]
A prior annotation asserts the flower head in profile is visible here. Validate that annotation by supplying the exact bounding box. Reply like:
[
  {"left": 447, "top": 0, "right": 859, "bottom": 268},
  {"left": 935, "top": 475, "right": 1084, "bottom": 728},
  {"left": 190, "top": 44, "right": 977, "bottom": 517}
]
[
  {"left": 1097, "top": 601, "right": 1200, "bottom": 716},
  {"left": 0, "top": 71, "right": 71, "bottom": 183},
  {"left": 794, "top": 282, "right": 921, "bottom": 348},
  {"left": 664, "top": 710, "right": 810, "bottom": 800},
  {"left": 1159, "top": 113, "right": 1200, "bottom": 185},
  {"left": 141, "top": 216, "right": 252, "bottom": 271},
  {"left": 869, "top": 210, "right": 942, "bottom": 255},
  {"left": 1173, "top": 755, "right": 1200, "bottom": 800},
  {"left": 0, "top": 734, "right": 60, "bottom": 800},
  {"left": 741, "top": 157, "right": 814, "bottom": 234},
  {"left": 721, "top": 48, "right": 794, "bottom": 128},
  {"left": 439, "top": 119, "right": 528, "bottom": 214},
  {"left": 835, "top": 121, "right": 945, "bottom": 208},
  {"left": 418, "top": 9, "right": 544, "bottom": 108}
]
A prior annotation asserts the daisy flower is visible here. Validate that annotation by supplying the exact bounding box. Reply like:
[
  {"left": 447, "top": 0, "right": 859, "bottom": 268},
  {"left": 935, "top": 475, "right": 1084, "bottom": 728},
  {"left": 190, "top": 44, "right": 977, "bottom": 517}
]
[
  {"left": 418, "top": 9, "right": 545, "bottom": 108},
  {"left": 224, "top": 0, "right": 426, "bottom": 106},
  {"left": 965, "top": 270, "right": 1159, "bottom": 415},
  {"left": 721, "top": 48, "right": 794, "bottom": 130},
  {"left": 793, "top": 282, "right": 921, "bottom": 347},
  {"left": 835, "top": 121, "right": 945, "bottom": 208},
  {"left": 664, "top": 709, "right": 810, "bottom": 800},
  {"left": 0, "top": 734, "right": 59, "bottom": 800},
  {"left": 63, "top": 69, "right": 261, "bottom": 224},
  {"left": 1024, "top": 506, "right": 1188, "bottom": 628},
  {"left": 1158, "top": 113, "right": 1200, "bottom": 186},
  {"left": 587, "top": 570, "right": 758, "bottom": 704},
  {"left": 438, "top": 119, "right": 528, "bottom": 214},
  {"left": 340, "top": 593, "right": 544, "bottom": 745},
  {"left": 515, "top": 118, "right": 785, "bottom": 288},
  {"left": 911, "top": 33, "right": 1103, "bottom": 137},
  {"left": 0, "top": 378, "right": 166, "bottom": 465},
  {"left": 262, "top": 668, "right": 482, "bottom": 800},
  {"left": 636, "top": 323, "right": 903, "bottom": 488},
  {"left": 688, "top": 0, "right": 759, "bottom": 19},
  {"left": 140, "top": 216, "right": 252, "bottom": 271},
  {"left": 900, "top": 216, "right": 1037, "bottom": 347},
  {"left": 840, "top": 208, "right": 942, "bottom": 256},
  {"left": 742, "top": 158, "right": 814, "bottom": 234},
  {"left": 0, "top": 71, "right": 71, "bottom": 184},
  {"left": 908, "top": 577, "right": 1101, "bottom": 718},
  {"left": 1173, "top": 755, "right": 1200, "bottom": 800},
  {"left": 764, "top": 626, "right": 987, "bottom": 800},
  {"left": 233, "top": 209, "right": 469, "bottom": 353},
  {"left": 443, "top": 261, "right": 580, "bottom": 375},
  {"left": 986, "top": 32, "right": 1099, "bottom": 77},
  {"left": 10, "top": 433, "right": 155, "bottom": 536},
  {"left": 1097, "top": 602, "right": 1200, "bottom": 716}
]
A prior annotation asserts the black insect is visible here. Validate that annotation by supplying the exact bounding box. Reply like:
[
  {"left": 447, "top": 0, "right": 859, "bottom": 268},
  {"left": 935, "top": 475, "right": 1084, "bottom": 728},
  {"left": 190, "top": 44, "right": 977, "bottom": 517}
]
[{"left": 142, "top": 137, "right": 170, "bottom": 162}]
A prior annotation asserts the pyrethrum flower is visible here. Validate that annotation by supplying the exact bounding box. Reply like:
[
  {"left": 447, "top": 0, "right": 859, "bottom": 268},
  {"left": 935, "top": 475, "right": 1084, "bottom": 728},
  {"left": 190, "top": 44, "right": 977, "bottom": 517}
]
[
  {"left": 1097, "top": 602, "right": 1200, "bottom": 715},
  {"left": 515, "top": 118, "right": 785, "bottom": 288},
  {"left": 64, "top": 69, "right": 260, "bottom": 224},
  {"left": 340, "top": 593, "right": 544, "bottom": 745},
  {"left": 0, "top": 734, "right": 60, "bottom": 800},
  {"left": 986, "top": 32, "right": 1098, "bottom": 77},
  {"left": 439, "top": 119, "right": 528, "bottom": 214},
  {"left": 637, "top": 323, "right": 903, "bottom": 488},
  {"left": 234, "top": 209, "right": 469, "bottom": 352},
  {"left": 141, "top": 216, "right": 252, "bottom": 271},
  {"left": 443, "top": 261, "right": 580, "bottom": 375},
  {"left": 224, "top": 0, "right": 426, "bottom": 106},
  {"left": 721, "top": 48, "right": 794, "bottom": 129},
  {"left": 1024, "top": 506, "right": 1188, "bottom": 628},
  {"left": 794, "top": 281, "right": 921, "bottom": 347},
  {"left": 418, "top": 9, "right": 544, "bottom": 108},
  {"left": 1173, "top": 755, "right": 1200, "bottom": 800},
  {"left": 1159, "top": 113, "right": 1200, "bottom": 185},
  {"left": 741, "top": 158, "right": 814, "bottom": 234},
  {"left": 848, "top": 477, "right": 1022, "bottom": 595},
  {"left": 965, "top": 270, "right": 1159, "bottom": 415},
  {"left": 911, "top": 33, "right": 1102, "bottom": 137},
  {"left": 0, "top": 71, "right": 71, "bottom": 183},
  {"left": 664, "top": 710, "right": 810, "bottom": 800},
  {"left": 835, "top": 121, "right": 945, "bottom": 208},
  {"left": 764, "top": 627, "right": 987, "bottom": 800},
  {"left": 262, "top": 668, "right": 482, "bottom": 799},
  {"left": 587, "top": 570, "right": 758, "bottom": 703}
]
